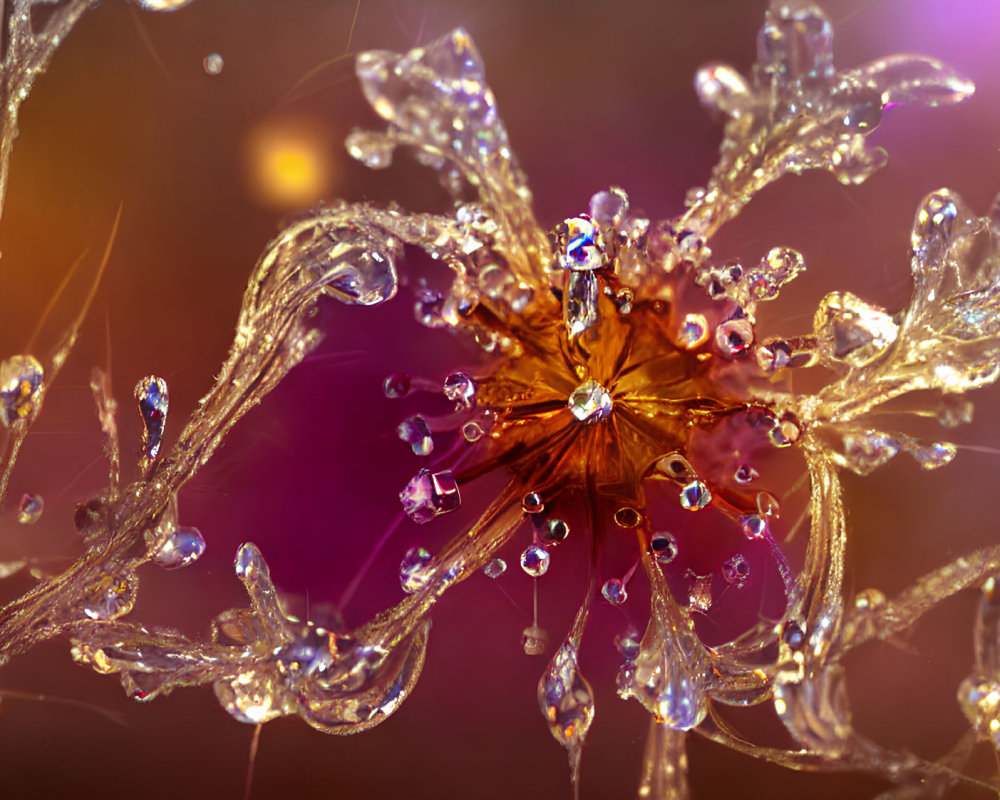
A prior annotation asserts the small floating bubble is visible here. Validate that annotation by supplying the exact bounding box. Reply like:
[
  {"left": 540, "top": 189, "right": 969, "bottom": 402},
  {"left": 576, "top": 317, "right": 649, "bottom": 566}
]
[
  {"left": 521, "top": 492, "right": 544, "bottom": 514},
  {"left": 397, "top": 414, "right": 434, "bottom": 456},
  {"left": 650, "top": 533, "right": 678, "bottom": 564},
  {"left": 520, "top": 545, "right": 550, "bottom": 577},
  {"left": 17, "top": 493, "right": 43, "bottom": 525},
  {"left": 153, "top": 526, "right": 206, "bottom": 570},
  {"left": 588, "top": 187, "right": 629, "bottom": 228},
  {"left": 399, "top": 547, "right": 432, "bottom": 593},
  {"left": 679, "top": 480, "right": 712, "bottom": 511},
  {"left": 443, "top": 371, "right": 476, "bottom": 409},
  {"left": 722, "top": 554, "right": 750, "bottom": 588},
  {"left": 540, "top": 518, "right": 570, "bottom": 544},
  {"left": 202, "top": 53, "right": 224, "bottom": 75},
  {"left": 601, "top": 578, "right": 628, "bottom": 605},
  {"left": 483, "top": 558, "right": 507, "bottom": 579},
  {"left": 383, "top": 372, "right": 411, "bottom": 398}
]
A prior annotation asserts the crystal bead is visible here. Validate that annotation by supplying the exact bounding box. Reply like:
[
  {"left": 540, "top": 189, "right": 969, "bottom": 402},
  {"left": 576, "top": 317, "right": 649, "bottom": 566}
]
[
  {"left": 679, "top": 480, "right": 712, "bottom": 511},
  {"left": 414, "top": 290, "right": 445, "bottom": 328},
  {"left": 399, "top": 468, "right": 461, "bottom": 523},
  {"left": 152, "top": 526, "right": 206, "bottom": 570},
  {"left": 520, "top": 545, "right": 550, "bottom": 577},
  {"left": 757, "top": 3, "right": 834, "bottom": 82},
  {"left": 553, "top": 215, "right": 607, "bottom": 271},
  {"left": 521, "top": 492, "right": 544, "bottom": 514},
  {"left": 910, "top": 440, "right": 956, "bottom": 470},
  {"left": 17, "top": 493, "right": 43, "bottom": 525},
  {"left": 0, "top": 355, "right": 43, "bottom": 427},
  {"left": 816, "top": 291, "right": 898, "bottom": 367},
  {"left": 540, "top": 518, "right": 570, "bottom": 544},
  {"left": 650, "top": 533, "right": 678, "bottom": 564},
  {"left": 601, "top": 578, "right": 628, "bottom": 605},
  {"left": 399, "top": 546, "right": 433, "bottom": 593},
  {"left": 318, "top": 238, "right": 398, "bottom": 307},
  {"left": 567, "top": 379, "right": 612, "bottom": 423},
  {"left": 722, "top": 554, "right": 750, "bottom": 588},
  {"left": 483, "top": 558, "right": 506, "bottom": 579},
  {"left": 443, "top": 371, "right": 476, "bottom": 409},
  {"left": 383, "top": 372, "right": 411, "bottom": 398},
  {"left": 397, "top": 414, "right": 434, "bottom": 456},
  {"left": 135, "top": 375, "right": 169, "bottom": 461}
]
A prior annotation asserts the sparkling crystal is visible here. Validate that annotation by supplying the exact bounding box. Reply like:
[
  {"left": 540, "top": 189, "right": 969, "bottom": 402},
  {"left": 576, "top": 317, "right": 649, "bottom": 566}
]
[
  {"left": 741, "top": 514, "right": 769, "bottom": 540},
  {"left": 540, "top": 518, "right": 570, "bottom": 544},
  {"left": 588, "top": 187, "right": 629, "bottom": 229},
  {"left": 563, "top": 270, "right": 599, "bottom": 339},
  {"left": 83, "top": 574, "right": 137, "bottom": 621},
  {"left": 483, "top": 558, "right": 507, "bottom": 579},
  {"left": 568, "top": 379, "right": 613, "bottom": 423},
  {"left": 522, "top": 623, "right": 548, "bottom": 656},
  {"left": 0, "top": 354, "right": 43, "bottom": 427},
  {"left": 520, "top": 545, "right": 550, "bottom": 577},
  {"left": 461, "top": 420, "right": 484, "bottom": 442},
  {"left": 521, "top": 492, "right": 544, "bottom": 514},
  {"left": 202, "top": 52, "right": 224, "bottom": 75},
  {"left": 650, "top": 533, "right": 678, "bottom": 564},
  {"left": 679, "top": 480, "right": 712, "bottom": 511},
  {"left": 234, "top": 542, "right": 259, "bottom": 579},
  {"left": 538, "top": 641, "right": 595, "bottom": 781},
  {"left": 443, "top": 371, "right": 476, "bottom": 409},
  {"left": 134, "top": 375, "right": 169, "bottom": 461},
  {"left": 601, "top": 578, "right": 628, "bottom": 605},
  {"left": 722, "top": 554, "right": 750, "bottom": 588},
  {"left": 694, "top": 62, "right": 752, "bottom": 118},
  {"left": 383, "top": 372, "right": 411, "bottom": 398},
  {"left": 399, "top": 546, "right": 433, "bottom": 593},
  {"left": 152, "top": 526, "right": 206, "bottom": 570},
  {"left": 715, "top": 318, "right": 754, "bottom": 356},
  {"left": 17, "top": 493, "right": 42, "bottom": 525},
  {"left": 912, "top": 189, "right": 959, "bottom": 263},
  {"left": 678, "top": 313, "right": 709, "bottom": 349},
  {"left": 397, "top": 414, "right": 434, "bottom": 456},
  {"left": 553, "top": 215, "right": 607, "bottom": 271},
  {"left": 399, "top": 468, "right": 461, "bottom": 523}
]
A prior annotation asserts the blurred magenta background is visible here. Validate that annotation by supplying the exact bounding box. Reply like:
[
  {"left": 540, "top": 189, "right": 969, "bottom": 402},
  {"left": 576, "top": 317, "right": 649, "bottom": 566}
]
[{"left": 1, "top": 0, "right": 999, "bottom": 797}]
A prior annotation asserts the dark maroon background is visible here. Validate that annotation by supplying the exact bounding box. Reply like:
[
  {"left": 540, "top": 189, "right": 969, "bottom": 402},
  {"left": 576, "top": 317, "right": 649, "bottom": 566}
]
[{"left": 1, "top": 1, "right": 1000, "bottom": 797}]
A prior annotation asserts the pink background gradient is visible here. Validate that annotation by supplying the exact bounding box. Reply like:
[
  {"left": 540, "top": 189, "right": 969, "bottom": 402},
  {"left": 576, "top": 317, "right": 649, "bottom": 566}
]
[{"left": 1, "top": 0, "right": 1000, "bottom": 797}]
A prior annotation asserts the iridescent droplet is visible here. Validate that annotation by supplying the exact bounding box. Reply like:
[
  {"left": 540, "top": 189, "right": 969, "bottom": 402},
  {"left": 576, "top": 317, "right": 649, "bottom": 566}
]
[
  {"left": 568, "top": 379, "right": 613, "bottom": 423},
  {"left": 601, "top": 578, "right": 628, "bottom": 605},
  {"left": 722, "top": 554, "right": 750, "bottom": 588},
  {"left": 17, "top": 493, "right": 43, "bottom": 525},
  {"left": 521, "top": 492, "right": 544, "bottom": 514},
  {"left": 745, "top": 247, "right": 805, "bottom": 301},
  {"left": 399, "top": 546, "right": 433, "bottom": 593},
  {"left": 650, "top": 533, "right": 678, "bottom": 564},
  {"left": 520, "top": 545, "right": 550, "bottom": 577},
  {"left": 383, "top": 372, "right": 411, "bottom": 398},
  {"left": 153, "top": 526, "right": 206, "bottom": 570},
  {"left": 614, "top": 631, "right": 641, "bottom": 661},
  {"left": 679, "top": 480, "right": 712, "bottom": 511},
  {"left": 397, "top": 414, "right": 434, "bottom": 456},
  {"left": 214, "top": 671, "right": 282, "bottom": 725},
  {"left": 202, "top": 53, "right": 224, "bottom": 75},
  {"left": 399, "top": 468, "right": 461, "bottom": 523},
  {"left": 0, "top": 355, "right": 44, "bottom": 427},
  {"left": 135, "top": 375, "right": 169, "bottom": 461},
  {"left": 443, "top": 372, "right": 476, "bottom": 409},
  {"left": 483, "top": 558, "right": 506, "bottom": 579},
  {"left": 540, "top": 518, "right": 570, "bottom": 544},
  {"left": 553, "top": 215, "right": 607, "bottom": 271},
  {"left": 756, "top": 491, "right": 780, "bottom": 518}
]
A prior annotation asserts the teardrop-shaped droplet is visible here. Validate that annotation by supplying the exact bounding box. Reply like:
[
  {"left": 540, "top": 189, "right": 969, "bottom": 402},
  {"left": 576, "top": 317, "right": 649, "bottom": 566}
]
[
  {"left": 153, "top": 526, "right": 206, "bottom": 570},
  {"left": 0, "top": 354, "right": 44, "bottom": 427},
  {"left": 907, "top": 440, "right": 956, "bottom": 470},
  {"left": 135, "top": 375, "right": 169, "bottom": 461},
  {"left": 17, "top": 493, "right": 43, "bottom": 525},
  {"left": 520, "top": 545, "right": 550, "bottom": 577},
  {"left": 911, "top": 189, "right": 962, "bottom": 269},
  {"left": 461, "top": 420, "right": 484, "bottom": 442},
  {"left": 538, "top": 641, "right": 595, "bottom": 788},
  {"left": 629, "top": 636, "right": 707, "bottom": 730},
  {"left": 399, "top": 546, "right": 433, "bottom": 593},
  {"left": 399, "top": 468, "right": 461, "bottom": 523}
]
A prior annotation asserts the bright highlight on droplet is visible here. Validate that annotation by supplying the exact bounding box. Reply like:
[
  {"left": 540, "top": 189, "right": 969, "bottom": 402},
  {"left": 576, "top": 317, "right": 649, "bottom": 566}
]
[{"left": 244, "top": 116, "right": 334, "bottom": 210}]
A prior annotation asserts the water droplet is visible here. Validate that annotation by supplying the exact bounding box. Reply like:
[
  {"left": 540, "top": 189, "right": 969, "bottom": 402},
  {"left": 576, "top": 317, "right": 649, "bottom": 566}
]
[
  {"left": 234, "top": 542, "right": 261, "bottom": 579},
  {"left": 538, "top": 641, "right": 595, "bottom": 782},
  {"left": 540, "top": 518, "right": 570, "bottom": 545},
  {"left": 563, "top": 270, "right": 599, "bottom": 339},
  {"left": 741, "top": 514, "right": 768, "bottom": 540},
  {"left": 734, "top": 464, "right": 759, "bottom": 484},
  {"left": 613, "top": 507, "right": 642, "bottom": 528},
  {"left": 399, "top": 468, "right": 461, "bottom": 524},
  {"left": 552, "top": 215, "right": 607, "bottom": 271},
  {"left": 520, "top": 545, "right": 550, "bottom": 577},
  {"left": 588, "top": 187, "right": 629, "bottom": 229},
  {"left": 461, "top": 420, "right": 484, "bottom": 442},
  {"left": 650, "top": 533, "right": 678, "bottom": 564},
  {"left": 443, "top": 372, "right": 476, "bottom": 409},
  {"left": 17, "top": 493, "right": 42, "bottom": 525},
  {"left": 399, "top": 546, "right": 433, "bottom": 593},
  {"left": 626, "top": 631, "right": 707, "bottom": 730},
  {"left": 214, "top": 670, "right": 282, "bottom": 725},
  {"left": 152, "top": 526, "right": 206, "bottom": 570},
  {"left": 782, "top": 621, "right": 806, "bottom": 651},
  {"left": 694, "top": 62, "right": 752, "bottom": 118},
  {"left": 714, "top": 317, "right": 754, "bottom": 356},
  {"left": 135, "top": 376, "right": 169, "bottom": 461},
  {"left": 679, "top": 480, "right": 712, "bottom": 511},
  {"left": 397, "top": 414, "right": 434, "bottom": 456},
  {"left": 202, "top": 52, "right": 224, "bottom": 75},
  {"left": 521, "top": 492, "right": 544, "bottom": 514},
  {"left": 383, "top": 372, "right": 411, "bottom": 398},
  {"left": 0, "top": 355, "right": 43, "bottom": 427},
  {"left": 522, "top": 623, "right": 548, "bottom": 656},
  {"left": 483, "top": 558, "right": 506, "bottom": 578},
  {"left": 678, "top": 313, "right": 709, "bottom": 349},
  {"left": 601, "top": 578, "right": 628, "bottom": 605},
  {"left": 83, "top": 574, "right": 137, "bottom": 620},
  {"left": 722, "top": 554, "right": 750, "bottom": 588},
  {"left": 568, "top": 379, "right": 613, "bottom": 423}
]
